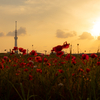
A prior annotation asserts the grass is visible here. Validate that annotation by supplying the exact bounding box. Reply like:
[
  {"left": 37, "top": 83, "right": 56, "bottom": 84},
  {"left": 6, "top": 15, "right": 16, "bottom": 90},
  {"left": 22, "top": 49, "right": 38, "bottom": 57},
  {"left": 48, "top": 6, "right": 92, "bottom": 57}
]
[{"left": 0, "top": 44, "right": 100, "bottom": 100}]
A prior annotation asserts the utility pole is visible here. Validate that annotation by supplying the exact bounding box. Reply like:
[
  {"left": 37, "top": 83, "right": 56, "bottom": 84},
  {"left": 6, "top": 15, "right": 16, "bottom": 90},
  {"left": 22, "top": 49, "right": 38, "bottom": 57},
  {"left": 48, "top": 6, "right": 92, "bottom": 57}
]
[
  {"left": 32, "top": 45, "right": 33, "bottom": 50},
  {"left": 44, "top": 50, "right": 47, "bottom": 55},
  {"left": 77, "top": 44, "right": 79, "bottom": 54},
  {"left": 70, "top": 44, "right": 72, "bottom": 54},
  {"left": 27, "top": 49, "right": 29, "bottom": 54}
]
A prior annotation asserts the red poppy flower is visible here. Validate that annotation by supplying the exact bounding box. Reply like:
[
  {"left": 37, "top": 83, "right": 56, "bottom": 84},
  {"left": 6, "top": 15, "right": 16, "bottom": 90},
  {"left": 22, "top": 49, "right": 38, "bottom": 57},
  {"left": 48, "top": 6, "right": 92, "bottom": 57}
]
[
  {"left": 65, "top": 54, "right": 70, "bottom": 61},
  {"left": 24, "top": 68, "right": 28, "bottom": 72},
  {"left": 78, "top": 68, "right": 84, "bottom": 72},
  {"left": 13, "top": 47, "right": 18, "bottom": 50},
  {"left": 97, "top": 57, "right": 100, "bottom": 62},
  {"left": 56, "top": 51, "right": 64, "bottom": 57},
  {"left": 46, "top": 62, "right": 51, "bottom": 66},
  {"left": 28, "top": 61, "right": 34, "bottom": 65},
  {"left": 47, "top": 54, "right": 50, "bottom": 57},
  {"left": 0, "top": 63, "right": 4, "bottom": 69},
  {"left": 97, "top": 62, "right": 100, "bottom": 66},
  {"left": 62, "top": 41, "right": 69, "bottom": 49},
  {"left": 72, "top": 73, "right": 75, "bottom": 76},
  {"left": 29, "top": 50, "right": 37, "bottom": 56},
  {"left": 16, "top": 73, "right": 20, "bottom": 76},
  {"left": 61, "top": 61, "right": 66, "bottom": 64},
  {"left": 51, "top": 41, "right": 69, "bottom": 53},
  {"left": 35, "top": 56, "right": 42, "bottom": 63},
  {"left": 53, "top": 59, "right": 58, "bottom": 63},
  {"left": 6, "top": 66, "right": 9, "bottom": 69},
  {"left": 36, "top": 69, "right": 42, "bottom": 73},
  {"left": 72, "top": 60, "right": 76, "bottom": 65},
  {"left": 55, "top": 73, "right": 58, "bottom": 76},
  {"left": 44, "top": 58, "right": 48, "bottom": 62},
  {"left": 23, "top": 53, "right": 26, "bottom": 55},
  {"left": 22, "top": 49, "right": 26, "bottom": 55},
  {"left": 19, "top": 62, "right": 26, "bottom": 68},
  {"left": 51, "top": 45, "right": 63, "bottom": 52},
  {"left": 26, "top": 63, "right": 31, "bottom": 67},
  {"left": 86, "top": 68, "right": 90, "bottom": 73},
  {"left": 20, "top": 62, "right": 26, "bottom": 66},
  {"left": 16, "top": 70, "right": 21, "bottom": 75},
  {"left": 22, "top": 49, "right": 26, "bottom": 53},
  {"left": 82, "top": 54, "right": 89, "bottom": 60},
  {"left": 3, "top": 56, "right": 8, "bottom": 60},
  {"left": 2, "top": 59, "right": 5, "bottom": 64},
  {"left": 19, "top": 47, "right": 23, "bottom": 52},
  {"left": 90, "top": 53, "right": 97, "bottom": 58},
  {"left": 41, "top": 53, "right": 44, "bottom": 57},
  {"left": 27, "top": 57, "right": 32, "bottom": 61},
  {"left": 13, "top": 64, "right": 17, "bottom": 67},
  {"left": 9, "top": 59, "right": 11, "bottom": 63},
  {"left": 72, "top": 56, "right": 76, "bottom": 60},
  {"left": 29, "top": 75, "right": 33, "bottom": 80},
  {"left": 58, "top": 69, "right": 63, "bottom": 73},
  {"left": 10, "top": 50, "right": 15, "bottom": 55}
]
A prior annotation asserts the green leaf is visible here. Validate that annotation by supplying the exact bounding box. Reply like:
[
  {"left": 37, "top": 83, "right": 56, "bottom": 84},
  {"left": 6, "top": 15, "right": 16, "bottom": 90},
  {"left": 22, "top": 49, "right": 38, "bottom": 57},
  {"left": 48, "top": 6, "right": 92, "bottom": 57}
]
[
  {"left": 20, "top": 83, "right": 26, "bottom": 100},
  {"left": 8, "top": 81, "right": 23, "bottom": 100}
]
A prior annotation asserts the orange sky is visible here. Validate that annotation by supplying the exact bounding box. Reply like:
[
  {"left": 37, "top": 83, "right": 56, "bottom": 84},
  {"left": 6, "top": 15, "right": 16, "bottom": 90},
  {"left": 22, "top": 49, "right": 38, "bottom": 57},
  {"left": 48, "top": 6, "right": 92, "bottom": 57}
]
[{"left": 0, "top": 0, "right": 100, "bottom": 54}]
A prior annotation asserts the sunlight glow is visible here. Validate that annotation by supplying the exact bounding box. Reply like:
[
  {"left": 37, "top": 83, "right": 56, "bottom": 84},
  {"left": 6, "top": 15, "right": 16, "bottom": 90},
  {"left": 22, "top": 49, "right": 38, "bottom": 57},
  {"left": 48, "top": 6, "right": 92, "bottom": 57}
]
[{"left": 91, "top": 20, "right": 100, "bottom": 37}]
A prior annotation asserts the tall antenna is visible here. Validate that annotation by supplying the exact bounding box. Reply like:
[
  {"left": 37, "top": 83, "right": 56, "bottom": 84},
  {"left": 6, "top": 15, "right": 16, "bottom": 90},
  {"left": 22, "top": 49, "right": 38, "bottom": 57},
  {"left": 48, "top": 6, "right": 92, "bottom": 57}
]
[{"left": 14, "top": 21, "right": 18, "bottom": 54}]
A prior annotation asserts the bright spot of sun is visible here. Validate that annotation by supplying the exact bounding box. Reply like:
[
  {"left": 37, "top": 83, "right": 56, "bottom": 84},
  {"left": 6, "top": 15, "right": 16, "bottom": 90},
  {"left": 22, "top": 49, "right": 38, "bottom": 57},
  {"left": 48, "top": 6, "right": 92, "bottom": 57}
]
[{"left": 91, "top": 20, "right": 100, "bottom": 38}]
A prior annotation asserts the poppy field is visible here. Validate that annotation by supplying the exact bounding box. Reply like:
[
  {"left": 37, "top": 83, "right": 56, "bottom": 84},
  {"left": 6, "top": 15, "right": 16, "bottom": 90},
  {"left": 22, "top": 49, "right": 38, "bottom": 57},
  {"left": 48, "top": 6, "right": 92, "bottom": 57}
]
[{"left": 0, "top": 41, "right": 100, "bottom": 100}]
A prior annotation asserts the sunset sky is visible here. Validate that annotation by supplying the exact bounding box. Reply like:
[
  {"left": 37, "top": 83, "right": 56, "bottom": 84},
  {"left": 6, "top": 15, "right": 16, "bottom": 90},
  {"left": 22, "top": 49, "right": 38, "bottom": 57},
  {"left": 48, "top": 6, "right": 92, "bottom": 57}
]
[{"left": 1, "top": 0, "right": 100, "bottom": 54}]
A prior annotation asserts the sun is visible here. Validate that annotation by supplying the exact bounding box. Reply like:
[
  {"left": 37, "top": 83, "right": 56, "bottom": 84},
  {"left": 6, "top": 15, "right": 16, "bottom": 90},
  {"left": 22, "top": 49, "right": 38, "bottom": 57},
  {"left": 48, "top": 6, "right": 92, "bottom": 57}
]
[{"left": 91, "top": 20, "right": 100, "bottom": 37}]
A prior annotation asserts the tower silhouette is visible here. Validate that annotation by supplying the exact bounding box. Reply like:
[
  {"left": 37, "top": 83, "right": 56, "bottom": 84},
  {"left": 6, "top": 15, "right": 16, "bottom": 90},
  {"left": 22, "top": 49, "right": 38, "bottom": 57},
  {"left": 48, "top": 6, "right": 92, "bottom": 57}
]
[{"left": 14, "top": 21, "right": 18, "bottom": 54}]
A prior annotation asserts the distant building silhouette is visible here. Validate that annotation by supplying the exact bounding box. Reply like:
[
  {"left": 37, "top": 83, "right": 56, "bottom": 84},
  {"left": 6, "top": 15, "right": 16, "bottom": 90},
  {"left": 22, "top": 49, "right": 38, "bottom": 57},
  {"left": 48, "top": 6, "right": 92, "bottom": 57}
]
[{"left": 14, "top": 21, "right": 18, "bottom": 54}]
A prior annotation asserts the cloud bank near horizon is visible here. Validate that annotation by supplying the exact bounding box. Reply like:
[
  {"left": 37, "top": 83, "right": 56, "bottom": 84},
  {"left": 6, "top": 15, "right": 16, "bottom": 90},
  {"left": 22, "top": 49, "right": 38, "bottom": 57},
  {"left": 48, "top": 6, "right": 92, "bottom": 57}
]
[
  {"left": 56, "top": 29, "right": 77, "bottom": 38},
  {"left": 0, "top": 32, "right": 5, "bottom": 37},
  {"left": 79, "top": 32, "right": 94, "bottom": 40},
  {"left": 6, "top": 27, "right": 27, "bottom": 36}
]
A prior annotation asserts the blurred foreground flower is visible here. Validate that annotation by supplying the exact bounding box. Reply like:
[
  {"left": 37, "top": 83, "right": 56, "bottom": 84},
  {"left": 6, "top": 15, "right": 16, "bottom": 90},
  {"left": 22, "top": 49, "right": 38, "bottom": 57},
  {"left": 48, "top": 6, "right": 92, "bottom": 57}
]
[
  {"left": 52, "top": 45, "right": 63, "bottom": 52},
  {"left": 51, "top": 41, "right": 69, "bottom": 53},
  {"left": 62, "top": 41, "right": 69, "bottom": 49}
]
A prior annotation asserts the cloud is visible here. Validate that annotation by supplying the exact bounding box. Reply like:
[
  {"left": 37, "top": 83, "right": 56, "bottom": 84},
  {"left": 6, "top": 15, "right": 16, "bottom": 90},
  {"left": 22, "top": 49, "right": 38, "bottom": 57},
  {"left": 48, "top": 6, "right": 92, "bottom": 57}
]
[
  {"left": 6, "top": 27, "right": 26, "bottom": 36},
  {"left": 97, "top": 36, "right": 100, "bottom": 40},
  {"left": 0, "top": 0, "right": 26, "bottom": 6},
  {"left": 0, "top": 32, "right": 5, "bottom": 37},
  {"left": 18, "top": 27, "right": 26, "bottom": 35},
  {"left": 56, "top": 29, "right": 77, "bottom": 38},
  {"left": 79, "top": 32, "right": 94, "bottom": 40}
]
